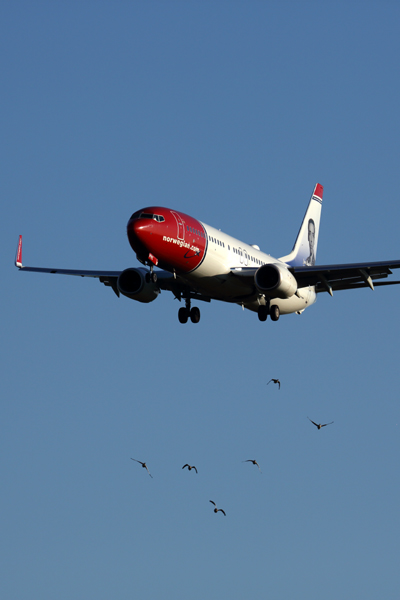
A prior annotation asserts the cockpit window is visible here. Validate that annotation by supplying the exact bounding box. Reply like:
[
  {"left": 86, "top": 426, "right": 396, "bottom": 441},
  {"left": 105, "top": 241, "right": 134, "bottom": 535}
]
[{"left": 129, "top": 212, "right": 165, "bottom": 222}]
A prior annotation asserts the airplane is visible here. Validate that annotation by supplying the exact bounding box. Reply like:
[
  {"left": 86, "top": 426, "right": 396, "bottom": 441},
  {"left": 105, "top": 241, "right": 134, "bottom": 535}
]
[{"left": 15, "top": 183, "right": 400, "bottom": 324}]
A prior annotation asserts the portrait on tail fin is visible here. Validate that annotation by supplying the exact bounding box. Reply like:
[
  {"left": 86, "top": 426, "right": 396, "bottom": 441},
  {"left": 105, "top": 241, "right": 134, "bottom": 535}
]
[
  {"left": 304, "top": 218, "right": 316, "bottom": 266},
  {"left": 279, "top": 183, "right": 323, "bottom": 268}
]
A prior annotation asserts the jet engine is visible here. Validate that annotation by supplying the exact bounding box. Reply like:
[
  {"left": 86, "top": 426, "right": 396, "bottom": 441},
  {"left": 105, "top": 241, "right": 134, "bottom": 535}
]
[
  {"left": 255, "top": 263, "right": 297, "bottom": 299},
  {"left": 117, "top": 268, "right": 160, "bottom": 303}
]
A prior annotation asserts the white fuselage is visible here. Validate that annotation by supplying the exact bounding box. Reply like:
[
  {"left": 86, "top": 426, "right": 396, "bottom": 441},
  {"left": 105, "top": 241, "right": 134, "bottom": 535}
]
[{"left": 183, "top": 221, "right": 317, "bottom": 314}]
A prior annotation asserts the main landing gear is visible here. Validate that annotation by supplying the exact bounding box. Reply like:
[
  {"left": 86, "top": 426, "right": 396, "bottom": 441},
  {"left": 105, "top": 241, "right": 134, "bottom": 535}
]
[
  {"left": 270, "top": 304, "right": 280, "bottom": 321},
  {"left": 257, "top": 304, "right": 280, "bottom": 322},
  {"left": 258, "top": 305, "right": 268, "bottom": 322},
  {"left": 178, "top": 297, "right": 201, "bottom": 324}
]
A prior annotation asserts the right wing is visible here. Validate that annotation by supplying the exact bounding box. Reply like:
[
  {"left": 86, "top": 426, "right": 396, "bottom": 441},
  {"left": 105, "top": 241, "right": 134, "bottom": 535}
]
[
  {"left": 15, "top": 235, "right": 123, "bottom": 294},
  {"left": 14, "top": 235, "right": 212, "bottom": 302}
]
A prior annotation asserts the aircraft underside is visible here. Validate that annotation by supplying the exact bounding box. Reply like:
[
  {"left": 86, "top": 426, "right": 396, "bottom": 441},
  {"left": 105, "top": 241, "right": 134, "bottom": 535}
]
[{"left": 170, "top": 266, "right": 316, "bottom": 323}]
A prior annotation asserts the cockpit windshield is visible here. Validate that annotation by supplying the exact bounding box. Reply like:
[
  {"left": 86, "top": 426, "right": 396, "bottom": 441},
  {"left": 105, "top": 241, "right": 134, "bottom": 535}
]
[{"left": 129, "top": 211, "right": 165, "bottom": 222}]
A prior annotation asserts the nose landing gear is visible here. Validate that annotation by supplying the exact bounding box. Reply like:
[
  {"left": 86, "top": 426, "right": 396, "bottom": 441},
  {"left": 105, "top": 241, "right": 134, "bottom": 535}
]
[
  {"left": 145, "top": 265, "right": 158, "bottom": 284},
  {"left": 190, "top": 306, "right": 200, "bottom": 323},
  {"left": 178, "top": 297, "right": 201, "bottom": 324},
  {"left": 178, "top": 306, "right": 188, "bottom": 323}
]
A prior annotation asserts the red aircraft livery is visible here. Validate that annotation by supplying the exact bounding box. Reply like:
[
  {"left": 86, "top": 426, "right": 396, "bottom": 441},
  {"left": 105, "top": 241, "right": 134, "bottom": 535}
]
[
  {"left": 15, "top": 184, "right": 400, "bottom": 324},
  {"left": 128, "top": 207, "right": 208, "bottom": 273}
]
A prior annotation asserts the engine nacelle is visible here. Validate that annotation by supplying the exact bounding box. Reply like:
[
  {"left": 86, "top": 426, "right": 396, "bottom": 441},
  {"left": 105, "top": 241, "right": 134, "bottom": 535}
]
[
  {"left": 117, "top": 268, "right": 160, "bottom": 303},
  {"left": 255, "top": 263, "right": 297, "bottom": 299}
]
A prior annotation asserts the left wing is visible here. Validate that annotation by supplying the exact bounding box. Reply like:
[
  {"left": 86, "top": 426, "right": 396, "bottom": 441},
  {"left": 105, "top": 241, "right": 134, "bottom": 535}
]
[
  {"left": 230, "top": 260, "right": 400, "bottom": 296},
  {"left": 290, "top": 260, "right": 400, "bottom": 295}
]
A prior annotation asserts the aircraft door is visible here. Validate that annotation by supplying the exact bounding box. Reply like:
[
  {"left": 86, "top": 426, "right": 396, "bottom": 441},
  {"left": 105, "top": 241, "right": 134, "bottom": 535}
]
[{"left": 170, "top": 211, "right": 185, "bottom": 241}]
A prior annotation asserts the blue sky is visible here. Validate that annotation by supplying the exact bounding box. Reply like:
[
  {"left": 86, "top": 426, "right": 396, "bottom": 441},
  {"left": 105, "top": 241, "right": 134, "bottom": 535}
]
[{"left": 2, "top": 2, "right": 400, "bottom": 599}]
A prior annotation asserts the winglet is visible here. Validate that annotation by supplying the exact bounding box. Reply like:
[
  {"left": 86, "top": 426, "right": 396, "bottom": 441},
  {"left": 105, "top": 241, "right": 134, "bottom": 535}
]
[{"left": 15, "top": 235, "right": 23, "bottom": 268}]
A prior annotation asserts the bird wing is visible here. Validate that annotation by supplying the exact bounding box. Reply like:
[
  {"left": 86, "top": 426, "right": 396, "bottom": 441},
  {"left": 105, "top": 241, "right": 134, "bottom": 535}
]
[
  {"left": 308, "top": 418, "right": 318, "bottom": 427},
  {"left": 193, "top": 466, "right": 198, "bottom": 473},
  {"left": 219, "top": 509, "right": 226, "bottom": 516},
  {"left": 143, "top": 465, "right": 153, "bottom": 477},
  {"left": 182, "top": 464, "right": 189, "bottom": 469},
  {"left": 209, "top": 500, "right": 216, "bottom": 506},
  {"left": 131, "top": 458, "right": 142, "bottom": 464},
  {"left": 267, "top": 380, "right": 272, "bottom": 385},
  {"left": 321, "top": 421, "right": 334, "bottom": 427}
]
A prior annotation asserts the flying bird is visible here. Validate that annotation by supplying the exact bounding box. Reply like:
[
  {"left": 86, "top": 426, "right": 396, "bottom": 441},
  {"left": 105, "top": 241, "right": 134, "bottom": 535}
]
[
  {"left": 209, "top": 500, "right": 226, "bottom": 516},
  {"left": 182, "top": 464, "right": 198, "bottom": 473},
  {"left": 131, "top": 458, "right": 153, "bottom": 477},
  {"left": 267, "top": 378, "right": 280, "bottom": 389},
  {"left": 307, "top": 417, "right": 334, "bottom": 430},
  {"left": 243, "top": 459, "right": 262, "bottom": 472}
]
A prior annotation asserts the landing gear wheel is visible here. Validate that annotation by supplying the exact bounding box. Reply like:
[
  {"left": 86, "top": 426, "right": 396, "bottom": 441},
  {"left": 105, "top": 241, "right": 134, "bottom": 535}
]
[
  {"left": 270, "top": 305, "right": 280, "bottom": 321},
  {"left": 145, "top": 271, "right": 157, "bottom": 283},
  {"left": 190, "top": 306, "right": 201, "bottom": 324},
  {"left": 178, "top": 307, "right": 189, "bottom": 324},
  {"left": 258, "top": 305, "right": 268, "bottom": 322}
]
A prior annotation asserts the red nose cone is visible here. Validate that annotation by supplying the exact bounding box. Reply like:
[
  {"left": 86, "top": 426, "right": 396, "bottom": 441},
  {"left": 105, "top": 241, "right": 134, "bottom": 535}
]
[
  {"left": 127, "top": 218, "right": 150, "bottom": 255},
  {"left": 126, "top": 207, "right": 207, "bottom": 274}
]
